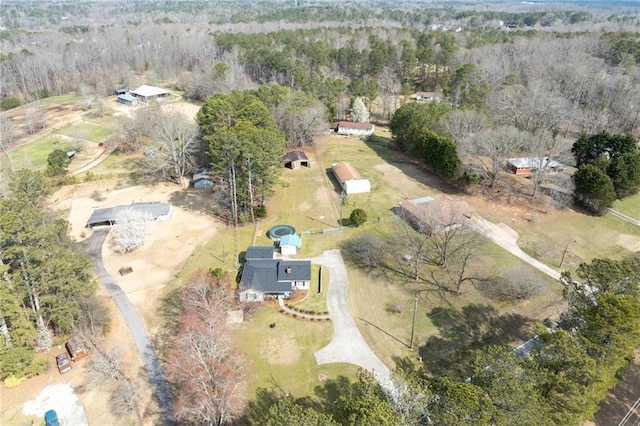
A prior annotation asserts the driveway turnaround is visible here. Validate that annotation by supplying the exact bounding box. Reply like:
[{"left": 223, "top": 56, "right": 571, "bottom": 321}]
[
  {"left": 85, "top": 229, "right": 174, "bottom": 425},
  {"left": 312, "top": 250, "right": 392, "bottom": 390},
  {"left": 469, "top": 215, "right": 561, "bottom": 280}
]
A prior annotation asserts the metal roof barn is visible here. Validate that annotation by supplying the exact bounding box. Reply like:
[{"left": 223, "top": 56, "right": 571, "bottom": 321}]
[{"left": 86, "top": 202, "right": 172, "bottom": 227}]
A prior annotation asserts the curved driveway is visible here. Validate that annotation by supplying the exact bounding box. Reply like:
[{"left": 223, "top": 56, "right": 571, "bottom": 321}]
[
  {"left": 311, "top": 250, "right": 392, "bottom": 390},
  {"left": 85, "top": 229, "right": 174, "bottom": 425},
  {"left": 469, "top": 215, "right": 561, "bottom": 280}
]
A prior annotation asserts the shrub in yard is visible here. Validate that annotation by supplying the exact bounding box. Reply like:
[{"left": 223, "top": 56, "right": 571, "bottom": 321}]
[
  {"left": 0, "top": 97, "right": 21, "bottom": 111},
  {"left": 46, "top": 149, "right": 71, "bottom": 176},
  {"left": 255, "top": 205, "right": 268, "bottom": 218},
  {"left": 4, "top": 375, "right": 25, "bottom": 388},
  {"left": 350, "top": 208, "right": 367, "bottom": 227}
]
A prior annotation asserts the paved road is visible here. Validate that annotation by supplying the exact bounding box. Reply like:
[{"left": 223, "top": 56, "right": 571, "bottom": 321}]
[
  {"left": 468, "top": 215, "right": 561, "bottom": 280},
  {"left": 311, "top": 250, "right": 392, "bottom": 390},
  {"left": 85, "top": 229, "right": 174, "bottom": 425}
]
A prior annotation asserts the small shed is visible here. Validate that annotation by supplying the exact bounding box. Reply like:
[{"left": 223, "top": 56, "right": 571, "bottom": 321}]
[
  {"left": 335, "top": 121, "right": 375, "bottom": 136},
  {"left": 279, "top": 234, "right": 302, "bottom": 255},
  {"left": 117, "top": 94, "right": 138, "bottom": 105},
  {"left": 282, "top": 151, "right": 310, "bottom": 169},
  {"left": 114, "top": 88, "right": 128, "bottom": 96},
  {"left": 191, "top": 167, "right": 213, "bottom": 189},
  {"left": 331, "top": 162, "right": 371, "bottom": 195}
]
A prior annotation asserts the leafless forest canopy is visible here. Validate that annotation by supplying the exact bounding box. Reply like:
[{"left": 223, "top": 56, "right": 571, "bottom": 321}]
[{"left": 1, "top": 0, "right": 639, "bottom": 140}]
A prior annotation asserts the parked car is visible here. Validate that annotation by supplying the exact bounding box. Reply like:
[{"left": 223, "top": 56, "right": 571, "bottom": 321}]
[
  {"left": 65, "top": 336, "right": 90, "bottom": 361},
  {"left": 44, "top": 409, "right": 60, "bottom": 426},
  {"left": 55, "top": 353, "right": 72, "bottom": 374}
]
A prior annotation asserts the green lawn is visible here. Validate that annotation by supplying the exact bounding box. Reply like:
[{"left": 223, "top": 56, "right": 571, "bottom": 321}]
[
  {"left": 234, "top": 307, "right": 358, "bottom": 397},
  {"left": 54, "top": 122, "right": 113, "bottom": 142},
  {"left": 613, "top": 192, "right": 640, "bottom": 219},
  {"left": 181, "top": 132, "right": 639, "bottom": 398},
  {"left": 4, "top": 134, "right": 73, "bottom": 170},
  {"left": 289, "top": 265, "right": 329, "bottom": 314}
]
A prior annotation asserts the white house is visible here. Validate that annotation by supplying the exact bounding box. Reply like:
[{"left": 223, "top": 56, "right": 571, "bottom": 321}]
[
  {"left": 331, "top": 162, "right": 371, "bottom": 195},
  {"left": 335, "top": 121, "right": 375, "bottom": 136}
]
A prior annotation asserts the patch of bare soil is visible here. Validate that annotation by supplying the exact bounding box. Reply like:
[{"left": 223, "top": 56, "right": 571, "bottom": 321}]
[
  {"left": 260, "top": 333, "right": 301, "bottom": 365},
  {"left": 4, "top": 100, "right": 85, "bottom": 147},
  {"left": 592, "top": 349, "right": 640, "bottom": 425},
  {"left": 1, "top": 297, "right": 142, "bottom": 426},
  {"left": 35, "top": 181, "right": 222, "bottom": 424}
]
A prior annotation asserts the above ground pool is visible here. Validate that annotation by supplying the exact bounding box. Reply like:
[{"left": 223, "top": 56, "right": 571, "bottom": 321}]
[{"left": 267, "top": 224, "right": 296, "bottom": 241}]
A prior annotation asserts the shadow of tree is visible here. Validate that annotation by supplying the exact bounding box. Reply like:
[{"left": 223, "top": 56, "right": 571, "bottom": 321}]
[
  {"left": 167, "top": 187, "right": 227, "bottom": 220},
  {"left": 245, "top": 376, "right": 354, "bottom": 424},
  {"left": 419, "top": 303, "right": 532, "bottom": 377}
]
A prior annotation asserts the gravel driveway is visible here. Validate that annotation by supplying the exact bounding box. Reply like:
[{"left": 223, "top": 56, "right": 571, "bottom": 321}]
[
  {"left": 311, "top": 250, "right": 392, "bottom": 390},
  {"left": 468, "top": 215, "right": 561, "bottom": 280}
]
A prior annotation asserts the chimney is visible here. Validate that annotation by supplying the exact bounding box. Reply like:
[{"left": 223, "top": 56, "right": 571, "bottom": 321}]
[{"left": 285, "top": 267, "right": 292, "bottom": 274}]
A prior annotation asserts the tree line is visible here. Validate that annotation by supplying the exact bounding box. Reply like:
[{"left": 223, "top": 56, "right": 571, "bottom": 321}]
[
  {"left": 0, "top": 169, "right": 109, "bottom": 381},
  {"left": 249, "top": 257, "right": 640, "bottom": 425}
]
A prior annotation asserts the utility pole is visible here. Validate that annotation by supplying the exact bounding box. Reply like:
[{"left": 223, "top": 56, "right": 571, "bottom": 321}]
[{"left": 410, "top": 294, "right": 418, "bottom": 349}]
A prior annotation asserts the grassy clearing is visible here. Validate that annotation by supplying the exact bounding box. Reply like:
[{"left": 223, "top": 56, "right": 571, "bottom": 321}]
[
  {"left": 234, "top": 307, "right": 358, "bottom": 396},
  {"left": 54, "top": 122, "right": 113, "bottom": 142},
  {"left": 181, "top": 131, "right": 638, "bottom": 397},
  {"left": 5, "top": 134, "right": 73, "bottom": 170},
  {"left": 514, "top": 207, "right": 640, "bottom": 270},
  {"left": 613, "top": 193, "right": 640, "bottom": 219},
  {"left": 347, "top": 223, "right": 563, "bottom": 369}
]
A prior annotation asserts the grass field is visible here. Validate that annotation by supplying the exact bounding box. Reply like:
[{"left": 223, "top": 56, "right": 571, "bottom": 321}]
[
  {"left": 179, "top": 132, "right": 639, "bottom": 399},
  {"left": 234, "top": 307, "right": 358, "bottom": 396},
  {"left": 5, "top": 134, "right": 74, "bottom": 170},
  {"left": 613, "top": 193, "right": 640, "bottom": 219},
  {"left": 290, "top": 265, "right": 329, "bottom": 314},
  {"left": 54, "top": 122, "right": 113, "bottom": 142}
]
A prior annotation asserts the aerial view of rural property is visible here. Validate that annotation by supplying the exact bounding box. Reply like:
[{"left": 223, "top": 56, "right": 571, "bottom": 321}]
[{"left": 1, "top": 0, "right": 640, "bottom": 425}]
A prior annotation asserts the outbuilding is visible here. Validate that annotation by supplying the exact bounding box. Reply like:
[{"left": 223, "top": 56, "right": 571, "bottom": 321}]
[
  {"left": 279, "top": 234, "right": 302, "bottom": 255},
  {"left": 282, "top": 151, "right": 310, "bottom": 169},
  {"left": 398, "top": 196, "right": 473, "bottom": 235},
  {"left": 331, "top": 162, "right": 371, "bottom": 195},
  {"left": 130, "top": 85, "right": 171, "bottom": 102},
  {"left": 335, "top": 121, "right": 375, "bottom": 136},
  {"left": 117, "top": 94, "right": 138, "bottom": 105},
  {"left": 191, "top": 167, "right": 214, "bottom": 189},
  {"left": 86, "top": 202, "right": 172, "bottom": 227},
  {"left": 506, "top": 157, "right": 565, "bottom": 175}
]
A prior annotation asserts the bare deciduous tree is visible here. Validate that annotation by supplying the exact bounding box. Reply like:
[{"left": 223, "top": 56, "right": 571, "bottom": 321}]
[
  {"left": 342, "top": 232, "right": 388, "bottom": 273},
  {"left": 460, "top": 126, "right": 530, "bottom": 188},
  {"left": 145, "top": 110, "right": 201, "bottom": 184},
  {"left": 0, "top": 113, "right": 17, "bottom": 173},
  {"left": 439, "top": 109, "right": 489, "bottom": 144},
  {"left": 481, "top": 267, "right": 547, "bottom": 302},
  {"left": 167, "top": 270, "right": 247, "bottom": 426}
]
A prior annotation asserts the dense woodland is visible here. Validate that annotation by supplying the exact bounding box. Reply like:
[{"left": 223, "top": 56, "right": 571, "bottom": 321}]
[{"left": 2, "top": 1, "right": 640, "bottom": 425}]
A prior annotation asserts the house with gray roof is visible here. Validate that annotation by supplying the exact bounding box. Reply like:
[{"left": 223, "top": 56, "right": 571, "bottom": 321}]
[{"left": 239, "top": 246, "right": 311, "bottom": 302}]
